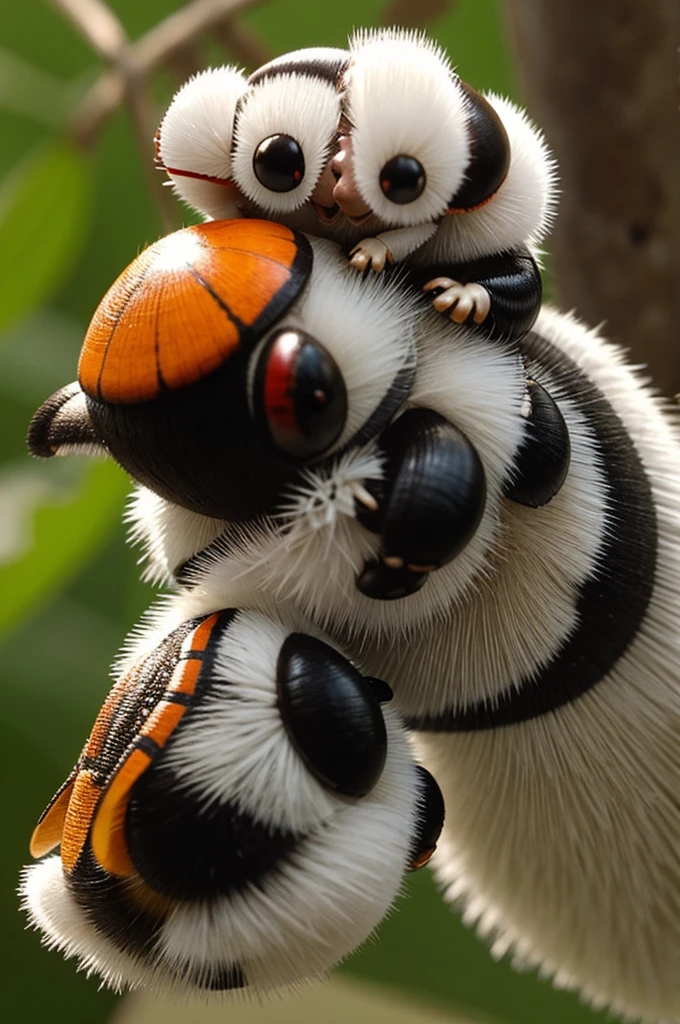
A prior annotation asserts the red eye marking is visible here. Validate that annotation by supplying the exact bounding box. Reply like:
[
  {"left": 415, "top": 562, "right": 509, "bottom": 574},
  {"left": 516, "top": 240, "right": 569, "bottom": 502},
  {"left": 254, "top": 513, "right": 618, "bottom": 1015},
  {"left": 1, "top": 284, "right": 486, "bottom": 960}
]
[
  {"left": 253, "top": 330, "right": 347, "bottom": 460},
  {"left": 263, "top": 330, "right": 303, "bottom": 447}
]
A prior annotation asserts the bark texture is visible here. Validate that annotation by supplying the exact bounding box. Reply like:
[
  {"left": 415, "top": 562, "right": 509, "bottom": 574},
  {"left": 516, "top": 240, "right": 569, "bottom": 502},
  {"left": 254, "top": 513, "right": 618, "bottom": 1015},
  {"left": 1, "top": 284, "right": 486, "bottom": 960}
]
[{"left": 506, "top": 0, "right": 680, "bottom": 393}]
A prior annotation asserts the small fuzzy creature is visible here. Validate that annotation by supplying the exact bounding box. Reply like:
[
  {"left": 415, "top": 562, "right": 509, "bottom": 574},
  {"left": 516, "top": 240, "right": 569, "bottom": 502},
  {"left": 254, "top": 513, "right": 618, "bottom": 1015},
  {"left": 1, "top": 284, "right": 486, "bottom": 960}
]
[{"left": 156, "top": 29, "right": 557, "bottom": 340}]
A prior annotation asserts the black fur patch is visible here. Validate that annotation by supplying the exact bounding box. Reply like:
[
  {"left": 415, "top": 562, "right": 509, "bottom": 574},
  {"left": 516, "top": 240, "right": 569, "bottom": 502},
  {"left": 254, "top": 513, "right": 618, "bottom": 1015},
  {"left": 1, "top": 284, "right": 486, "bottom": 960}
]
[{"left": 248, "top": 52, "right": 350, "bottom": 88}]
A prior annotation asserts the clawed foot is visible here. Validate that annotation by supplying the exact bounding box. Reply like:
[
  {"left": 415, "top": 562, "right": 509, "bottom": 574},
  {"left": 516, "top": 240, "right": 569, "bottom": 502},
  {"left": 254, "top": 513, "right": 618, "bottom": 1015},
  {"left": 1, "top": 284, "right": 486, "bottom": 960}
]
[
  {"left": 349, "top": 238, "right": 394, "bottom": 273},
  {"left": 423, "top": 278, "right": 491, "bottom": 324}
]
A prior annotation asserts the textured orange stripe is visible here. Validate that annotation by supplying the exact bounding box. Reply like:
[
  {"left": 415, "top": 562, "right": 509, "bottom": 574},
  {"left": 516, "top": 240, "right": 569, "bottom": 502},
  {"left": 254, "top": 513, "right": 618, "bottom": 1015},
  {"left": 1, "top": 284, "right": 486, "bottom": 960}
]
[
  {"left": 196, "top": 218, "right": 297, "bottom": 253},
  {"left": 85, "top": 669, "right": 136, "bottom": 761},
  {"left": 190, "top": 612, "right": 220, "bottom": 653},
  {"left": 173, "top": 657, "right": 202, "bottom": 696},
  {"left": 30, "top": 781, "right": 74, "bottom": 858},
  {"left": 142, "top": 700, "right": 185, "bottom": 748},
  {"left": 153, "top": 269, "right": 240, "bottom": 396},
  {"left": 61, "top": 771, "right": 102, "bottom": 873},
  {"left": 91, "top": 747, "right": 152, "bottom": 876}
]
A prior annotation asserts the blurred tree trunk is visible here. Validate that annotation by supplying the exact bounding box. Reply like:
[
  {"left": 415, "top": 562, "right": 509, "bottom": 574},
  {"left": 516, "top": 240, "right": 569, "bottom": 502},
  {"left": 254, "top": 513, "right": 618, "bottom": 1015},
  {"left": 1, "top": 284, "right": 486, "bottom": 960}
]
[{"left": 505, "top": 0, "right": 680, "bottom": 394}]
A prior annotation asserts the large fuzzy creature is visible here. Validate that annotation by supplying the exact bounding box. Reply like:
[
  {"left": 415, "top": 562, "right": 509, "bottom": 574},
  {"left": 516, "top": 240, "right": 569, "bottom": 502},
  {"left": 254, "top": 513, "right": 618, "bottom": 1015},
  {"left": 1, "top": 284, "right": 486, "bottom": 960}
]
[
  {"left": 129, "top": 307, "right": 680, "bottom": 1024},
  {"left": 24, "top": 218, "right": 680, "bottom": 1021},
  {"left": 21, "top": 223, "right": 446, "bottom": 995}
]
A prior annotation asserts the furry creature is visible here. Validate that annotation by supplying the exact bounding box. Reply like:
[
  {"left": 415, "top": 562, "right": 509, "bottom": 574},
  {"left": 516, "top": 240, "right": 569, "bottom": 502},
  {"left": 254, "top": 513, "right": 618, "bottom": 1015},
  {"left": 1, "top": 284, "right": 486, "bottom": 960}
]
[
  {"left": 24, "top": 218, "right": 680, "bottom": 1022},
  {"left": 21, "top": 607, "right": 443, "bottom": 994},
  {"left": 156, "top": 29, "right": 556, "bottom": 340}
]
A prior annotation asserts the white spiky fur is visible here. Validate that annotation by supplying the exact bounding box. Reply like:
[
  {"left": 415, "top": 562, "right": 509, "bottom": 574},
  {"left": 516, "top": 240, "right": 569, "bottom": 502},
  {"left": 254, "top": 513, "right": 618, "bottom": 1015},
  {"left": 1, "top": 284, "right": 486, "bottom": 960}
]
[
  {"left": 125, "top": 314, "right": 523, "bottom": 644},
  {"left": 21, "top": 607, "right": 419, "bottom": 996},
  {"left": 255, "top": 239, "right": 416, "bottom": 451},
  {"left": 231, "top": 73, "right": 340, "bottom": 216},
  {"left": 346, "top": 31, "right": 470, "bottom": 228},
  {"left": 120, "top": 302, "right": 680, "bottom": 1023},
  {"left": 159, "top": 66, "right": 248, "bottom": 220},
  {"left": 157, "top": 29, "right": 556, "bottom": 266}
]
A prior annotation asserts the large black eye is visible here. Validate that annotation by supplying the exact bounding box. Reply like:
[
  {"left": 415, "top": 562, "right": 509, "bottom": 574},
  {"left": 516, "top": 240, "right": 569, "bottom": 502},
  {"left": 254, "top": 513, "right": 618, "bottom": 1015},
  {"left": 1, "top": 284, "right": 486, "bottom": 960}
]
[
  {"left": 253, "top": 134, "right": 305, "bottom": 193},
  {"left": 277, "top": 634, "right": 387, "bottom": 798},
  {"left": 252, "top": 329, "right": 347, "bottom": 460},
  {"left": 379, "top": 155, "right": 426, "bottom": 204}
]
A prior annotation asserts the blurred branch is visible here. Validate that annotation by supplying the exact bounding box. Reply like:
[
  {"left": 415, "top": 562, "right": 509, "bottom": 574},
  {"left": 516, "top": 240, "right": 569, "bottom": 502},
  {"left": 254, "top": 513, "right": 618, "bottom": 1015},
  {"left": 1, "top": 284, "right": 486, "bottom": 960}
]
[
  {"left": 505, "top": 0, "right": 680, "bottom": 393},
  {"left": 213, "top": 19, "right": 273, "bottom": 69},
  {"left": 51, "top": 0, "right": 267, "bottom": 232},
  {"left": 50, "top": 0, "right": 127, "bottom": 62},
  {"left": 51, "top": 0, "right": 175, "bottom": 230},
  {"left": 68, "top": 0, "right": 264, "bottom": 150}
]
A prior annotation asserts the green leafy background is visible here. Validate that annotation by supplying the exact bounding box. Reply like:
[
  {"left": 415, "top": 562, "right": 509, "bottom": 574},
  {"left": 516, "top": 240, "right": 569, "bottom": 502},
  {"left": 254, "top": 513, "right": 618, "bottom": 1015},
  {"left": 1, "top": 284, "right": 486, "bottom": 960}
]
[{"left": 0, "top": 2, "right": 606, "bottom": 1022}]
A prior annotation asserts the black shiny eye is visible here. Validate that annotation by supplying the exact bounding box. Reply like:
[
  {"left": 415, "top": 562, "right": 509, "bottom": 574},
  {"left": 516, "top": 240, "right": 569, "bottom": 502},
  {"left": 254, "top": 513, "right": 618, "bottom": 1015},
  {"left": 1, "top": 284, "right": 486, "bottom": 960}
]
[
  {"left": 277, "top": 634, "right": 387, "bottom": 798},
  {"left": 253, "top": 134, "right": 305, "bottom": 193},
  {"left": 379, "top": 155, "right": 426, "bottom": 204},
  {"left": 408, "top": 766, "right": 445, "bottom": 871},
  {"left": 252, "top": 329, "right": 347, "bottom": 460}
]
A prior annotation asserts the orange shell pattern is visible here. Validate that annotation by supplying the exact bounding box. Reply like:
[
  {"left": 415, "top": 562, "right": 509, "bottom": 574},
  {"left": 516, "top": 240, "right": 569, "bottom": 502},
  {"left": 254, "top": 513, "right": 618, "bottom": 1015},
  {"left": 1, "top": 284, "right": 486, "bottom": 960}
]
[
  {"left": 29, "top": 612, "right": 222, "bottom": 875},
  {"left": 78, "top": 220, "right": 304, "bottom": 404}
]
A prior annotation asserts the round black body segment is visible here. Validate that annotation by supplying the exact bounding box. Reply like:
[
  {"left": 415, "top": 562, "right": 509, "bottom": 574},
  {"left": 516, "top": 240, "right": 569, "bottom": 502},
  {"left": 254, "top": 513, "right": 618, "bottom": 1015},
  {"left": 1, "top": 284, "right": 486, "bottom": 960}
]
[
  {"left": 358, "top": 408, "right": 487, "bottom": 570},
  {"left": 356, "top": 560, "right": 429, "bottom": 601},
  {"left": 276, "top": 634, "right": 387, "bottom": 797},
  {"left": 503, "top": 379, "right": 571, "bottom": 507},
  {"left": 253, "top": 134, "right": 306, "bottom": 192},
  {"left": 449, "top": 83, "right": 511, "bottom": 211}
]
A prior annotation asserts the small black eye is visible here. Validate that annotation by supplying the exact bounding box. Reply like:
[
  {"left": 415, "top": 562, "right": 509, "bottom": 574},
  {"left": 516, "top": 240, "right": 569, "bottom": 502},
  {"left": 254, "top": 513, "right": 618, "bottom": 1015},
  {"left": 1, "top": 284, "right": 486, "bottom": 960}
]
[
  {"left": 253, "top": 134, "right": 305, "bottom": 193},
  {"left": 252, "top": 329, "right": 347, "bottom": 460},
  {"left": 379, "top": 155, "right": 426, "bottom": 204}
]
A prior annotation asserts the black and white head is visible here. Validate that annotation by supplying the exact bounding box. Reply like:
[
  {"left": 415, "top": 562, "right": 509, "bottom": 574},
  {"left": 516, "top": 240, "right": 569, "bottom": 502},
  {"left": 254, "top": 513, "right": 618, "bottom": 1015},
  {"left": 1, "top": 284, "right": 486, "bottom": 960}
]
[
  {"left": 21, "top": 607, "right": 444, "bottom": 994},
  {"left": 28, "top": 227, "right": 416, "bottom": 525},
  {"left": 157, "top": 48, "right": 351, "bottom": 234}
]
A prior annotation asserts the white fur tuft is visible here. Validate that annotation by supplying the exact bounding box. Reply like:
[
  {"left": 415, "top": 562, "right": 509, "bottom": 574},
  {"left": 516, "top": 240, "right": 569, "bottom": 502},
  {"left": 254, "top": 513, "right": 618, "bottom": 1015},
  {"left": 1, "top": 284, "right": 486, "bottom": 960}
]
[
  {"left": 347, "top": 29, "right": 470, "bottom": 227},
  {"left": 159, "top": 66, "right": 248, "bottom": 220},
  {"left": 232, "top": 74, "right": 340, "bottom": 215}
]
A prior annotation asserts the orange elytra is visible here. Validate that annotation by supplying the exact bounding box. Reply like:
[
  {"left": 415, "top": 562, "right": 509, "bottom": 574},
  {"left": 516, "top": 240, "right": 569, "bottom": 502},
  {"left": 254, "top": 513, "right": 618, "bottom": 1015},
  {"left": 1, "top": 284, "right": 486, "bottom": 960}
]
[
  {"left": 30, "top": 611, "right": 225, "bottom": 877},
  {"left": 78, "top": 220, "right": 312, "bottom": 405}
]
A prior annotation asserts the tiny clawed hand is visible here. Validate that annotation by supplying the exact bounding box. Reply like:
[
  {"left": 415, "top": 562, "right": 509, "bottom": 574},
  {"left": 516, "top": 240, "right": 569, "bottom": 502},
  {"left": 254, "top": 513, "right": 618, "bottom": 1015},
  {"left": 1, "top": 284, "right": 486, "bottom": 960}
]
[
  {"left": 423, "top": 278, "right": 491, "bottom": 324},
  {"left": 349, "top": 238, "right": 394, "bottom": 273}
]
